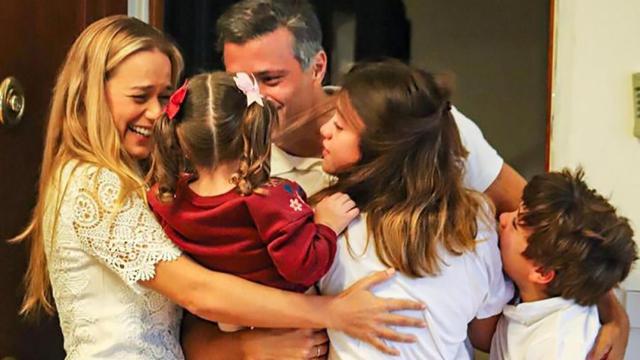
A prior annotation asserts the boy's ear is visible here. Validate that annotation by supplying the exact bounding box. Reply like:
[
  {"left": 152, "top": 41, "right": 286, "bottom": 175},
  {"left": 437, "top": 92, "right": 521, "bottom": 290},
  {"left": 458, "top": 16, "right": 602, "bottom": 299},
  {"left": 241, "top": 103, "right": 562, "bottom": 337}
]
[
  {"left": 529, "top": 266, "right": 555, "bottom": 285},
  {"left": 310, "top": 50, "right": 327, "bottom": 84}
]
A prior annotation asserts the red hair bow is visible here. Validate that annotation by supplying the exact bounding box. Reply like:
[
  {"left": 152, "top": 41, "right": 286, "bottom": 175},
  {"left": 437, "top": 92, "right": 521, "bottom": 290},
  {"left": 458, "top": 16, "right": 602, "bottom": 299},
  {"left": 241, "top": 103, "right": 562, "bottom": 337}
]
[{"left": 165, "top": 80, "right": 189, "bottom": 120}]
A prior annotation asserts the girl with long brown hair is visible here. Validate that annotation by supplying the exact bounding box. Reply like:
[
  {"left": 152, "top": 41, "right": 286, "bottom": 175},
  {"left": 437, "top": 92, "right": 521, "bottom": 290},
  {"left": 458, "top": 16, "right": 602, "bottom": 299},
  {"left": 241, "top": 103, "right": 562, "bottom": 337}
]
[
  {"left": 317, "top": 60, "right": 514, "bottom": 359},
  {"left": 11, "top": 16, "right": 425, "bottom": 358}
]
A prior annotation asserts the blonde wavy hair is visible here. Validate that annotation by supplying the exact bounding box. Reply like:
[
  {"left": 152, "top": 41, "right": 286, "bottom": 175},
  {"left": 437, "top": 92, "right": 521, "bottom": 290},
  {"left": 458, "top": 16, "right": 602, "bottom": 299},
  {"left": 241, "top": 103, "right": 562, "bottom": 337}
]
[{"left": 11, "top": 15, "right": 184, "bottom": 316}]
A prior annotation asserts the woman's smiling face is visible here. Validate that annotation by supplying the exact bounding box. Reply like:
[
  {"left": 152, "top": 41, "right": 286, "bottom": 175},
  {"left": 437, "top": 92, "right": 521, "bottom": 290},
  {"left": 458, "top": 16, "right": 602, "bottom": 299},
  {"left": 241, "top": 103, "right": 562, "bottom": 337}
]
[{"left": 105, "top": 49, "right": 173, "bottom": 160}]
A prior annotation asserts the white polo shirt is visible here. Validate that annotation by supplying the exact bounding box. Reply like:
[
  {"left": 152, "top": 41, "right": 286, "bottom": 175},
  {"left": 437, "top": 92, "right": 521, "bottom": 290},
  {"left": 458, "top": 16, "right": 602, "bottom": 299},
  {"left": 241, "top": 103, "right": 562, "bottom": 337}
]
[
  {"left": 490, "top": 297, "right": 600, "bottom": 360},
  {"left": 270, "top": 144, "right": 336, "bottom": 197},
  {"left": 452, "top": 106, "right": 504, "bottom": 192},
  {"left": 270, "top": 106, "right": 504, "bottom": 196}
]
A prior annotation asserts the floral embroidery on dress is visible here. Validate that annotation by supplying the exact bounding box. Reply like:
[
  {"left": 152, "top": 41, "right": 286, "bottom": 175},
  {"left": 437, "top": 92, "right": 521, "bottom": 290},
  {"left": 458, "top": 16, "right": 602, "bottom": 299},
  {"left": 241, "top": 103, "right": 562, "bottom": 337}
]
[
  {"left": 44, "top": 162, "right": 184, "bottom": 359},
  {"left": 289, "top": 198, "right": 303, "bottom": 212}
]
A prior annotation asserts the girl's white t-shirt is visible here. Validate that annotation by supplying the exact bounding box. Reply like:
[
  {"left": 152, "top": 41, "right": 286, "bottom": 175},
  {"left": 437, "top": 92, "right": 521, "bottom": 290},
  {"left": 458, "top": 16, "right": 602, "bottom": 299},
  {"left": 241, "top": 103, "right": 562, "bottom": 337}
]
[
  {"left": 451, "top": 106, "right": 504, "bottom": 192},
  {"left": 318, "top": 211, "right": 514, "bottom": 360}
]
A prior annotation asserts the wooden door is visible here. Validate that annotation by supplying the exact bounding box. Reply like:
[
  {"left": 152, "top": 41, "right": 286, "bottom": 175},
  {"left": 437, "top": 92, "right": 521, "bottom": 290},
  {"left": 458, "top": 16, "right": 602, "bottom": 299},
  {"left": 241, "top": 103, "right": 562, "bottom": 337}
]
[{"left": 0, "top": 1, "right": 127, "bottom": 358}]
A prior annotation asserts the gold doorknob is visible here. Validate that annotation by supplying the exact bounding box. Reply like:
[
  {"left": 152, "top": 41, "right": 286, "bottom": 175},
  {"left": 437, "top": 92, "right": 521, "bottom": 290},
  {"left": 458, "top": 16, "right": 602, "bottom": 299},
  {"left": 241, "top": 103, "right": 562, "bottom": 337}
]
[{"left": 0, "top": 77, "right": 26, "bottom": 127}]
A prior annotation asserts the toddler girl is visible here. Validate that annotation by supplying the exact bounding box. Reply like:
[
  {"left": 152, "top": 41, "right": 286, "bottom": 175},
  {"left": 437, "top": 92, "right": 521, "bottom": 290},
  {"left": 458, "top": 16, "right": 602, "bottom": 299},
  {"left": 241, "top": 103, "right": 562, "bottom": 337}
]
[{"left": 148, "top": 71, "right": 358, "bottom": 331}]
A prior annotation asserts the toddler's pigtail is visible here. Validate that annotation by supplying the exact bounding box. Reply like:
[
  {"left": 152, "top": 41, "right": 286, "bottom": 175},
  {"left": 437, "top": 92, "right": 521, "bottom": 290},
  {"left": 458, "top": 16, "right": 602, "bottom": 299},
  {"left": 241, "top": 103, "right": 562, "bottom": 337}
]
[
  {"left": 150, "top": 113, "right": 185, "bottom": 202},
  {"left": 232, "top": 101, "right": 278, "bottom": 195}
]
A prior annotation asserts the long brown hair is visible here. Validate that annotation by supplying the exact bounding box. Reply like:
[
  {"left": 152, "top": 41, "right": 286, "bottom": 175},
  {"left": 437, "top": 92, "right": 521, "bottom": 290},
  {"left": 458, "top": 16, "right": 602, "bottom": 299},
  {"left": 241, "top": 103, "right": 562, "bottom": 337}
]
[
  {"left": 319, "top": 60, "right": 487, "bottom": 277},
  {"left": 11, "top": 15, "right": 184, "bottom": 316},
  {"left": 150, "top": 71, "right": 278, "bottom": 201}
]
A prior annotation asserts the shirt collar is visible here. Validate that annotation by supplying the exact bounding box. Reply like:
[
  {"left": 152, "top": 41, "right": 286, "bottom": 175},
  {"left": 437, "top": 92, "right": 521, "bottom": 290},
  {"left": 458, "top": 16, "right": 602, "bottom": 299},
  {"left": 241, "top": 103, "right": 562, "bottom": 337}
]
[
  {"left": 270, "top": 85, "right": 338, "bottom": 176},
  {"left": 502, "top": 296, "right": 576, "bottom": 326},
  {"left": 270, "top": 144, "right": 323, "bottom": 176}
]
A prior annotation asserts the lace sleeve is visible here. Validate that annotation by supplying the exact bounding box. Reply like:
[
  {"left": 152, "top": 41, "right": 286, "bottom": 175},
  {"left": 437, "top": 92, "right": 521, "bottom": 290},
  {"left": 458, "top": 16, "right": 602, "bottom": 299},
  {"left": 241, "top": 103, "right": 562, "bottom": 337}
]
[{"left": 70, "top": 166, "right": 181, "bottom": 292}]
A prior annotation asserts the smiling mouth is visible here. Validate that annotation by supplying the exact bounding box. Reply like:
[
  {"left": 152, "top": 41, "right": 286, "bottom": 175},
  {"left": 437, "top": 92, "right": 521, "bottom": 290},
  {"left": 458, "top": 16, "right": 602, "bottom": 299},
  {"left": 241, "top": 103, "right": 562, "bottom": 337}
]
[{"left": 128, "top": 125, "right": 152, "bottom": 137}]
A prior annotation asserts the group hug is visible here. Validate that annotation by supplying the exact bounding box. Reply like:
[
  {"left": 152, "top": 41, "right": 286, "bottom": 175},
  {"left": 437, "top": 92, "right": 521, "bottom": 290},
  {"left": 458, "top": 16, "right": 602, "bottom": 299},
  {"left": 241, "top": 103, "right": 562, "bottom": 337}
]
[{"left": 11, "top": 0, "right": 638, "bottom": 359}]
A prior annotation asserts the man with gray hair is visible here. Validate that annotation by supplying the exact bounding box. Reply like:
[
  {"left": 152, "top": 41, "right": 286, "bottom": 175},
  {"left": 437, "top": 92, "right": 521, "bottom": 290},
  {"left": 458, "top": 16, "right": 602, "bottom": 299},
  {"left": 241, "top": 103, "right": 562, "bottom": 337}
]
[
  {"left": 216, "top": 0, "right": 525, "bottom": 208},
  {"left": 217, "top": 0, "right": 337, "bottom": 196},
  {"left": 181, "top": 1, "right": 630, "bottom": 359}
]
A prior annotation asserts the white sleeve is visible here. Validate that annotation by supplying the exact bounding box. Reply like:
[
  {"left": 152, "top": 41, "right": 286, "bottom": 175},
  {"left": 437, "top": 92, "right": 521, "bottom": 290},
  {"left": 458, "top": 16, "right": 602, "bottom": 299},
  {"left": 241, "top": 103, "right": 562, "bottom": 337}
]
[
  {"left": 475, "top": 206, "right": 514, "bottom": 319},
  {"left": 70, "top": 166, "right": 181, "bottom": 292},
  {"left": 451, "top": 106, "right": 504, "bottom": 192},
  {"left": 489, "top": 316, "right": 508, "bottom": 360}
]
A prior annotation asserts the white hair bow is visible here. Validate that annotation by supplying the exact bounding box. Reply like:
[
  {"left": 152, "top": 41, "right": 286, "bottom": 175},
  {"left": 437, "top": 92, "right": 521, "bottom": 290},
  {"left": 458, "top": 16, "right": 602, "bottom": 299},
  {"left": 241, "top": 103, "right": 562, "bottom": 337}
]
[{"left": 233, "top": 72, "right": 264, "bottom": 107}]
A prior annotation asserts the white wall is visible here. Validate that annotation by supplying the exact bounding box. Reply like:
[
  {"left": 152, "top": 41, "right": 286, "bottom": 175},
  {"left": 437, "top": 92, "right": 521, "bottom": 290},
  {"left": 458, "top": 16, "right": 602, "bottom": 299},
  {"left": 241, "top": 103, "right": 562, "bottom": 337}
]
[
  {"left": 551, "top": 0, "right": 640, "bottom": 290},
  {"left": 552, "top": 2, "right": 640, "bottom": 357},
  {"left": 127, "top": 0, "right": 149, "bottom": 23}
]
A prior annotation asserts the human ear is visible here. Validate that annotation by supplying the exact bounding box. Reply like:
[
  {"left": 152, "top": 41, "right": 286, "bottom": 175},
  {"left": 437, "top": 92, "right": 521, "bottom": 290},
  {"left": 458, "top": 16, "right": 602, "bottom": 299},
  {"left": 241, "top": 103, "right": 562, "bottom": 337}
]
[
  {"left": 310, "top": 50, "right": 327, "bottom": 83},
  {"left": 529, "top": 266, "right": 555, "bottom": 285}
]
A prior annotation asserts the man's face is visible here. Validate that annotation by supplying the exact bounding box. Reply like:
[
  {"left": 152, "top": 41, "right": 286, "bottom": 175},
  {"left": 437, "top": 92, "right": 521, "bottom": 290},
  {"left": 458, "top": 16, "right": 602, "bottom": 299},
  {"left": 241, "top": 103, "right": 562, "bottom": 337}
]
[{"left": 223, "top": 27, "right": 322, "bottom": 135}]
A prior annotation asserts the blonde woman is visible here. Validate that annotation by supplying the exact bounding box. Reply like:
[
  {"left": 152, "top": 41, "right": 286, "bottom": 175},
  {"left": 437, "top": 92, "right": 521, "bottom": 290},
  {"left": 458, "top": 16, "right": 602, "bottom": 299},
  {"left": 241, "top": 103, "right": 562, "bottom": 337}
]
[{"left": 12, "top": 16, "right": 423, "bottom": 359}]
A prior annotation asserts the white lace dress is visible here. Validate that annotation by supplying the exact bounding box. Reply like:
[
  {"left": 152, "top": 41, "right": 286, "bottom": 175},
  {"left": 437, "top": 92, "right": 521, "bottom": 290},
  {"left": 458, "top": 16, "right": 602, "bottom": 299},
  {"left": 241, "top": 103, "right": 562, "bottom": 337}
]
[{"left": 43, "top": 161, "right": 184, "bottom": 359}]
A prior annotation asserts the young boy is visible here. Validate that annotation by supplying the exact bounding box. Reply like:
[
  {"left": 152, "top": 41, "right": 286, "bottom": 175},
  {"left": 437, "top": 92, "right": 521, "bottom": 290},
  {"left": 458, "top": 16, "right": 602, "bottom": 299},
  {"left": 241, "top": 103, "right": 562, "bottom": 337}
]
[{"left": 491, "top": 169, "right": 638, "bottom": 359}]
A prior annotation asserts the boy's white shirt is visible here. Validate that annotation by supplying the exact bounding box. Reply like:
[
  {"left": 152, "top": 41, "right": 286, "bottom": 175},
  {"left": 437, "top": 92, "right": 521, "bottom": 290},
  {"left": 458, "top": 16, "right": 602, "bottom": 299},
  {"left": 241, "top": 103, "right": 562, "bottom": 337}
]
[
  {"left": 490, "top": 297, "right": 600, "bottom": 360},
  {"left": 270, "top": 105, "right": 504, "bottom": 196}
]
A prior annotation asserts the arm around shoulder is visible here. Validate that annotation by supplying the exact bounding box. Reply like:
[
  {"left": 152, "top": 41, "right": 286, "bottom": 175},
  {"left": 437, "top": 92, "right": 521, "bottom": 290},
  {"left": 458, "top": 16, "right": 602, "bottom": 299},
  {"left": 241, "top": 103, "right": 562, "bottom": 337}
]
[
  {"left": 144, "top": 259, "right": 426, "bottom": 356},
  {"left": 140, "top": 254, "right": 330, "bottom": 329},
  {"left": 587, "top": 290, "right": 630, "bottom": 360},
  {"left": 450, "top": 107, "right": 525, "bottom": 212},
  {"left": 468, "top": 315, "right": 500, "bottom": 353},
  {"left": 484, "top": 163, "right": 526, "bottom": 214}
]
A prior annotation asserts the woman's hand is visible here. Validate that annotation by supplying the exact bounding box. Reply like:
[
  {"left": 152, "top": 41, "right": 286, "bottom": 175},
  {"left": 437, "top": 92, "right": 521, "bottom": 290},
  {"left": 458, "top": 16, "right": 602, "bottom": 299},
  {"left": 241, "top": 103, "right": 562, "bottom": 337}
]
[
  {"left": 587, "top": 290, "right": 630, "bottom": 360},
  {"left": 181, "top": 312, "right": 329, "bottom": 360},
  {"left": 327, "top": 268, "right": 426, "bottom": 356},
  {"left": 587, "top": 323, "right": 626, "bottom": 360},
  {"left": 239, "top": 328, "right": 329, "bottom": 360}
]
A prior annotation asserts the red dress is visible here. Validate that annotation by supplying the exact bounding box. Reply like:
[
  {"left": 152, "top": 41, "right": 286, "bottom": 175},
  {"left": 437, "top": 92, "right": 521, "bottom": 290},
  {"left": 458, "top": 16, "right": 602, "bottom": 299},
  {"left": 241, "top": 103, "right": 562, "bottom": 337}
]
[{"left": 148, "top": 176, "right": 337, "bottom": 292}]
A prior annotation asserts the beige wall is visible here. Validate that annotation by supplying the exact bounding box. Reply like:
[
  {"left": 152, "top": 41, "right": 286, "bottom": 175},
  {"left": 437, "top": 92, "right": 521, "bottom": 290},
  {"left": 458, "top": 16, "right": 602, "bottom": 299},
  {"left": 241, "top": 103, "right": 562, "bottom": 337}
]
[
  {"left": 551, "top": 2, "right": 640, "bottom": 357},
  {"left": 551, "top": 0, "right": 640, "bottom": 291},
  {"left": 404, "top": 0, "right": 549, "bottom": 179}
]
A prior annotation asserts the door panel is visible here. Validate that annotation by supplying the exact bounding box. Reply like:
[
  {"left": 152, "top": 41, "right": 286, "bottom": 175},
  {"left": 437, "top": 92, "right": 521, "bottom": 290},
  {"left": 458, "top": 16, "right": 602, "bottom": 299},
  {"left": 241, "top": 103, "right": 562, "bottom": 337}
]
[{"left": 0, "top": 1, "right": 126, "bottom": 358}]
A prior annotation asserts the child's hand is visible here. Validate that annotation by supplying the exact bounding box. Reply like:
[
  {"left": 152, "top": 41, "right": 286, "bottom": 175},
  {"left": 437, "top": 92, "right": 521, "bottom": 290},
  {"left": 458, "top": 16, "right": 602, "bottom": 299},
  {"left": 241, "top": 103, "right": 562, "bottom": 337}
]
[{"left": 314, "top": 192, "right": 359, "bottom": 234}]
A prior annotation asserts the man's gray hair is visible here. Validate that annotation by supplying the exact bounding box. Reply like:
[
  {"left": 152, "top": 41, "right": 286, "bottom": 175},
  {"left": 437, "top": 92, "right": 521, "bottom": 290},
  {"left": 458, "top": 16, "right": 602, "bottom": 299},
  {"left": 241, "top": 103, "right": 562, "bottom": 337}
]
[{"left": 216, "top": 0, "right": 323, "bottom": 69}]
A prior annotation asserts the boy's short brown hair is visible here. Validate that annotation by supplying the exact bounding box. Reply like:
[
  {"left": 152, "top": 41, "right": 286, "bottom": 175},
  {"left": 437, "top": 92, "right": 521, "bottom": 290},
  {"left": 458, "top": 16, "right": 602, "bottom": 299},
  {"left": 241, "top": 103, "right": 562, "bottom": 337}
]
[{"left": 519, "top": 168, "right": 637, "bottom": 306}]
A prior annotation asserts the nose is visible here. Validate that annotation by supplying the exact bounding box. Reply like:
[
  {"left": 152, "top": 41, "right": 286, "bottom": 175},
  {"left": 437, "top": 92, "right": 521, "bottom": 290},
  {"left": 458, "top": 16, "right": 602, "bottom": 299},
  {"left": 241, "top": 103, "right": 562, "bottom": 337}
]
[
  {"left": 320, "top": 121, "right": 331, "bottom": 139},
  {"left": 146, "top": 97, "right": 164, "bottom": 121},
  {"left": 498, "top": 212, "right": 509, "bottom": 230}
]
